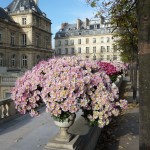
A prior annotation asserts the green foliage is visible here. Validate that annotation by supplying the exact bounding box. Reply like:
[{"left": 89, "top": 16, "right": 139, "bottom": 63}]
[
  {"left": 52, "top": 112, "right": 71, "bottom": 122},
  {"left": 110, "top": 74, "right": 118, "bottom": 82},
  {"left": 86, "top": 0, "right": 138, "bottom": 63}
]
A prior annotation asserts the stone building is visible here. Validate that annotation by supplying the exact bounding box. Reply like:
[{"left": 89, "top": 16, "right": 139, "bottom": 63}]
[
  {"left": 0, "top": 0, "right": 53, "bottom": 99},
  {"left": 0, "top": 0, "right": 53, "bottom": 72},
  {"left": 55, "top": 17, "right": 121, "bottom": 61}
]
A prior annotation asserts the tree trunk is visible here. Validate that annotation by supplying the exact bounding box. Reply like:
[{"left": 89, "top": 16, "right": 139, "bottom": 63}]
[
  {"left": 133, "top": 61, "right": 137, "bottom": 102},
  {"left": 137, "top": 0, "right": 150, "bottom": 149},
  {"left": 130, "top": 61, "right": 134, "bottom": 84}
]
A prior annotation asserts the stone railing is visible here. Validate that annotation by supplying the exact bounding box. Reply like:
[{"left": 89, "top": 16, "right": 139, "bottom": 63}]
[
  {"left": 0, "top": 75, "right": 17, "bottom": 86},
  {"left": 0, "top": 98, "right": 17, "bottom": 123},
  {"left": 114, "top": 75, "right": 123, "bottom": 88}
]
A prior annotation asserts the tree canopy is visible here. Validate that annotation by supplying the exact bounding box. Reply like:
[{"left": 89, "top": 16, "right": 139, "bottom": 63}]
[{"left": 86, "top": 0, "right": 138, "bottom": 62}]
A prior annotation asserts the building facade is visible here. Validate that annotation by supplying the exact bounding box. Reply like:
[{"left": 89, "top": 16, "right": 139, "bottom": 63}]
[
  {"left": 0, "top": 0, "right": 53, "bottom": 72},
  {"left": 55, "top": 18, "right": 121, "bottom": 62},
  {"left": 0, "top": 0, "right": 53, "bottom": 99}
]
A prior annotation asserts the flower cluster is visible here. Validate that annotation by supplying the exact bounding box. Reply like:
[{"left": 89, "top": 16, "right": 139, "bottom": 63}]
[
  {"left": 11, "top": 56, "right": 127, "bottom": 127},
  {"left": 11, "top": 60, "right": 48, "bottom": 117},
  {"left": 97, "top": 62, "right": 118, "bottom": 76},
  {"left": 111, "top": 62, "right": 128, "bottom": 73},
  {"left": 97, "top": 62, "right": 120, "bottom": 82}
]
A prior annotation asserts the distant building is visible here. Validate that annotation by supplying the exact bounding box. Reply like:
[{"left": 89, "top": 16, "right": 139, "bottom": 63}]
[
  {"left": 0, "top": 0, "right": 53, "bottom": 72},
  {"left": 55, "top": 17, "right": 121, "bottom": 61}
]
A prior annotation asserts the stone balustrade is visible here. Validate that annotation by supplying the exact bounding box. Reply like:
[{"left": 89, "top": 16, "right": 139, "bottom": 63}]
[
  {"left": 0, "top": 98, "right": 17, "bottom": 123},
  {"left": 115, "top": 74, "right": 123, "bottom": 88},
  {"left": 0, "top": 75, "right": 18, "bottom": 86}
]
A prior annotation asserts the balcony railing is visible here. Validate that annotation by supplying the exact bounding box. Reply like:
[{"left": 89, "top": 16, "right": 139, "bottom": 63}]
[
  {"left": 0, "top": 98, "right": 17, "bottom": 123},
  {"left": 0, "top": 75, "right": 18, "bottom": 86}
]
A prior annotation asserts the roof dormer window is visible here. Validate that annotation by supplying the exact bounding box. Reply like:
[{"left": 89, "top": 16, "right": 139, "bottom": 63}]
[{"left": 20, "top": 3, "right": 25, "bottom": 11}]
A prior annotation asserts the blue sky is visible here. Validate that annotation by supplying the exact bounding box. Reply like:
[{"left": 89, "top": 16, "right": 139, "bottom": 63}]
[{"left": 0, "top": 0, "right": 96, "bottom": 48}]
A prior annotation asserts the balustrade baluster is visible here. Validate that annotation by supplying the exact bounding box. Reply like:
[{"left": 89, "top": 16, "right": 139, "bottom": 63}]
[
  {"left": 3, "top": 104, "right": 8, "bottom": 118},
  {"left": 8, "top": 101, "right": 16, "bottom": 116}
]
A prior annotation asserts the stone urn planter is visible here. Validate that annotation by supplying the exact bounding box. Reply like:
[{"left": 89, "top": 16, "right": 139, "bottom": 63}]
[{"left": 53, "top": 113, "right": 76, "bottom": 142}]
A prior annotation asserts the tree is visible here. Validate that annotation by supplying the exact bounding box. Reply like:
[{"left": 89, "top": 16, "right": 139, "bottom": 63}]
[
  {"left": 86, "top": 0, "right": 138, "bottom": 101},
  {"left": 137, "top": 0, "right": 150, "bottom": 149},
  {"left": 86, "top": 0, "right": 150, "bottom": 149}
]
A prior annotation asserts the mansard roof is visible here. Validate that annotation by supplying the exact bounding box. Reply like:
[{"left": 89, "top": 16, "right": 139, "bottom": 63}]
[
  {"left": 5, "top": 0, "right": 43, "bottom": 15},
  {"left": 0, "top": 7, "right": 15, "bottom": 22}
]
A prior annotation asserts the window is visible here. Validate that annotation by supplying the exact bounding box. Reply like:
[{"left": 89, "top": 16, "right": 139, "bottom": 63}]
[
  {"left": 94, "top": 25, "right": 97, "bottom": 29},
  {"left": 36, "top": 35, "right": 40, "bottom": 46},
  {"left": 113, "top": 45, "right": 117, "bottom": 52},
  {"left": 5, "top": 92, "right": 11, "bottom": 98},
  {"left": 113, "top": 55, "right": 117, "bottom": 60},
  {"left": 86, "top": 38, "right": 89, "bottom": 44},
  {"left": 86, "top": 47, "right": 89, "bottom": 54},
  {"left": 0, "top": 54, "right": 3, "bottom": 66},
  {"left": 11, "top": 33, "right": 15, "bottom": 45},
  {"left": 36, "top": 17, "right": 39, "bottom": 26},
  {"left": 22, "top": 34, "right": 26, "bottom": 45},
  {"left": 93, "top": 55, "right": 96, "bottom": 60},
  {"left": 93, "top": 47, "right": 96, "bottom": 53},
  {"left": 101, "top": 46, "right": 105, "bottom": 52},
  {"left": 100, "top": 55, "right": 104, "bottom": 61},
  {"left": 65, "top": 48, "right": 68, "bottom": 54},
  {"left": 107, "top": 55, "right": 110, "bottom": 61},
  {"left": 70, "top": 40, "right": 74, "bottom": 45},
  {"left": 107, "top": 37, "right": 110, "bottom": 42},
  {"left": 65, "top": 40, "right": 68, "bottom": 45},
  {"left": 107, "top": 46, "right": 110, "bottom": 52},
  {"left": 22, "top": 55, "right": 27, "bottom": 67},
  {"left": 71, "top": 48, "right": 74, "bottom": 54},
  {"left": 58, "top": 40, "right": 61, "bottom": 46},
  {"left": 45, "top": 38, "right": 49, "bottom": 48},
  {"left": 101, "top": 37, "right": 104, "bottom": 43},
  {"left": 22, "top": 18, "right": 26, "bottom": 25},
  {"left": 78, "top": 39, "right": 81, "bottom": 44},
  {"left": 78, "top": 47, "right": 81, "bottom": 53},
  {"left": 58, "top": 48, "right": 61, "bottom": 54},
  {"left": 37, "top": 55, "right": 40, "bottom": 63},
  {"left": 11, "top": 54, "right": 15, "bottom": 67},
  {"left": 93, "top": 38, "right": 96, "bottom": 43}
]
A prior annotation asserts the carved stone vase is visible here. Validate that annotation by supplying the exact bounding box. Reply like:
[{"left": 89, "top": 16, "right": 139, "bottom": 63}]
[{"left": 53, "top": 113, "right": 76, "bottom": 142}]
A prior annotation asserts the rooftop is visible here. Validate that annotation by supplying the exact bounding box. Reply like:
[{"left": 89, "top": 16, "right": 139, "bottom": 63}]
[
  {"left": 55, "top": 18, "right": 113, "bottom": 38},
  {"left": 0, "top": 7, "right": 15, "bottom": 23},
  {"left": 5, "top": 0, "right": 43, "bottom": 15}
]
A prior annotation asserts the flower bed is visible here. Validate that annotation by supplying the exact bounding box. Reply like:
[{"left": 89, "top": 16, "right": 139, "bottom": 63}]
[{"left": 11, "top": 57, "right": 127, "bottom": 128}]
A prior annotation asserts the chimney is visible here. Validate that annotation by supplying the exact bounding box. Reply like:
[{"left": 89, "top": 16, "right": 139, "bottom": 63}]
[
  {"left": 61, "top": 23, "right": 68, "bottom": 29},
  {"left": 33, "top": 0, "right": 38, "bottom": 5},
  {"left": 85, "top": 18, "right": 89, "bottom": 28},
  {"left": 77, "top": 19, "right": 81, "bottom": 29}
]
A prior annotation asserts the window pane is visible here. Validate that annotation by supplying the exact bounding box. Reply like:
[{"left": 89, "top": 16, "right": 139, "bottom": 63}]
[
  {"left": 86, "top": 38, "right": 89, "bottom": 44},
  {"left": 93, "top": 47, "right": 96, "bottom": 53},
  {"left": 65, "top": 48, "right": 68, "bottom": 54},
  {"left": 78, "top": 47, "right": 81, "bottom": 53},
  {"left": 78, "top": 39, "right": 81, "bottom": 44},
  {"left": 86, "top": 47, "right": 89, "bottom": 53},
  {"left": 65, "top": 40, "right": 68, "bottom": 45},
  {"left": 93, "top": 38, "right": 96, "bottom": 43},
  {"left": 107, "top": 46, "right": 110, "bottom": 52},
  {"left": 22, "top": 34, "right": 26, "bottom": 45}
]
